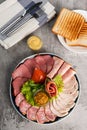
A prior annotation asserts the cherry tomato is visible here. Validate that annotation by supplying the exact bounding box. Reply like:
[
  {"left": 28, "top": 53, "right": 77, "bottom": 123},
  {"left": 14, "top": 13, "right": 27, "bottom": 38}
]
[{"left": 32, "top": 68, "right": 46, "bottom": 83}]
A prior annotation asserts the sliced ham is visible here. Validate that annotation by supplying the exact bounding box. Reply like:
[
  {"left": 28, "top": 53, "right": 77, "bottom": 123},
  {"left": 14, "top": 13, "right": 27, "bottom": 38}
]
[
  {"left": 59, "top": 89, "right": 79, "bottom": 102},
  {"left": 64, "top": 76, "right": 77, "bottom": 89},
  {"left": 56, "top": 95, "right": 75, "bottom": 110},
  {"left": 27, "top": 106, "right": 39, "bottom": 121},
  {"left": 63, "top": 82, "right": 78, "bottom": 94},
  {"left": 34, "top": 55, "right": 46, "bottom": 73},
  {"left": 50, "top": 100, "right": 68, "bottom": 117},
  {"left": 12, "top": 64, "right": 31, "bottom": 80},
  {"left": 62, "top": 68, "right": 76, "bottom": 84},
  {"left": 15, "top": 93, "right": 25, "bottom": 107},
  {"left": 57, "top": 62, "right": 71, "bottom": 76},
  {"left": 12, "top": 77, "right": 28, "bottom": 96},
  {"left": 24, "top": 58, "right": 40, "bottom": 76},
  {"left": 45, "top": 102, "right": 56, "bottom": 121},
  {"left": 19, "top": 100, "right": 31, "bottom": 115},
  {"left": 53, "top": 98, "right": 69, "bottom": 113},
  {"left": 36, "top": 107, "right": 49, "bottom": 124},
  {"left": 47, "top": 56, "right": 64, "bottom": 79},
  {"left": 72, "top": 90, "right": 79, "bottom": 101},
  {"left": 42, "top": 55, "right": 54, "bottom": 73}
]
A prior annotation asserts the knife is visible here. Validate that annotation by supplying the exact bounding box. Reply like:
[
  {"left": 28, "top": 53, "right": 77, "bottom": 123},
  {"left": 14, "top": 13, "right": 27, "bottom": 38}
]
[{"left": 1, "top": 2, "right": 42, "bottom": 35}]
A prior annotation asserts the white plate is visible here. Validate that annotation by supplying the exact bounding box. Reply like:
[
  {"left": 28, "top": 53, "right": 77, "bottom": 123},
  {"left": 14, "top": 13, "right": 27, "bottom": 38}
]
[{"left": 57, "top": 10, "right": 87, "bottom": 53}]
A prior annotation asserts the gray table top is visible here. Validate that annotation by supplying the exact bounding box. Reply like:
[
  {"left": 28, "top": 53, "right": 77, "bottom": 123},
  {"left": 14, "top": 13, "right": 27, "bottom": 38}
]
[{"left": 0, "top": 0, "right": 87, "bottom": 130}]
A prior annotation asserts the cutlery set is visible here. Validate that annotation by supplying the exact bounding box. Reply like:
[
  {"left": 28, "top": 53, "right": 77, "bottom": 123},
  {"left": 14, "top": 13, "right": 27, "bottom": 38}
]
[{"left": 0, "top": 2, "right": 42, "bottom": 37}]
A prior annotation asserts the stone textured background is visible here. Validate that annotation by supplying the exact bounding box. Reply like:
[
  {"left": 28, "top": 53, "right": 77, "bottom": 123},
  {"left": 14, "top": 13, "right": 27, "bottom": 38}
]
[{"left": 0, "top": 0, "right": 87, "bottom": 130}]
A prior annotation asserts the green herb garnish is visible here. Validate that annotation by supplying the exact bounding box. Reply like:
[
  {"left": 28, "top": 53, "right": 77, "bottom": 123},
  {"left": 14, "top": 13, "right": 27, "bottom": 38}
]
[
  {"left": 53, "top": 74, "right": 64, "bottom": 93},
  {"left": 21, "top": 80, "right": 44, "bottom": 106}
]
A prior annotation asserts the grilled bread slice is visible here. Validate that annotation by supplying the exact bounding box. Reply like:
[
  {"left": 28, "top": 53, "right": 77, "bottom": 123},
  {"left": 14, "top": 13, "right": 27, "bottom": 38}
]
[
  {"left": 79, "top": 22, "right": 87, "bottom": 39},
  {"left": 66, "top": 22, "right": 87, "bottom": 48},
  {"left": 66, "top": 38, "right": 87, "bottom": 48},
  {"left": 52, "top": 8, "right": 85, "bottom": 40}
]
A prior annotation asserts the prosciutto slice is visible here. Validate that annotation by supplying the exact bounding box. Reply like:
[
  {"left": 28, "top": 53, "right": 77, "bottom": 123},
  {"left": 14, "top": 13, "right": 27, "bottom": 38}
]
[
  {"left": 15, "top": 93, "right": 25, "bottom": 107},
  {"left": 19, "top": 100, "right": 31, "bottom": 115},
  {"left": 12, "top": 64, "right": 31, "bottom": 79},
  {"left": 36, "top": 107, "right": 49, "bottom": 124},
  {"left": 57, "top": 62, "right": 71, "bottom": 76},
  {"left": 12, "top": 77, "right": 28, "bottom": 96},
  {"left": 27, "top": 106, "right": 39, "bottom": 121},
  {"left": 47, "top": 56, "right": 64, "bottom": 79}
]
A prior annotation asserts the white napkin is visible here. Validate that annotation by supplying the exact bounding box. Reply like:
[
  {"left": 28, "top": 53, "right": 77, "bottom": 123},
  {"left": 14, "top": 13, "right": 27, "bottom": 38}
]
[{"left": 0, "top": 0, "right": 56, "bottom": 49}]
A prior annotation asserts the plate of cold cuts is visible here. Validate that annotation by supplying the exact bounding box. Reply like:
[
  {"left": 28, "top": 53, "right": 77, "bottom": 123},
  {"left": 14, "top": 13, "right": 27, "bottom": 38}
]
[{"left": 10, "top": 53, "right": 80, "bottom": 124}]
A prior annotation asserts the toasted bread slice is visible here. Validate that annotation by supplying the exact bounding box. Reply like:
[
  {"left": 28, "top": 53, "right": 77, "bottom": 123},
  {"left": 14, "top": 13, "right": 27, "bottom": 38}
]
[
  {"left": 52, "top": 8, "right": 85, "bottom": 40},
  {"left": 66, "top": 38, "right": 87, "bottom": 48},
  {"left": 79, "top": 22, "right": 87, "bottom": 39}
]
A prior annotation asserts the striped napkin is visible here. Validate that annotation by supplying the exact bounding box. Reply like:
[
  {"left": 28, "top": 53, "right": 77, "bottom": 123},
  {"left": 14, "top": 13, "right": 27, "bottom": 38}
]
[{"left": 0, "top": 0, "right": 56, "bottom": 49}]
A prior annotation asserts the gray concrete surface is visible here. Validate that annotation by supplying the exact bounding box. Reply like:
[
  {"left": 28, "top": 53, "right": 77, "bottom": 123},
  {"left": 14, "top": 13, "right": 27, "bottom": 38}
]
[{"left": 0, "top": 0, "right": 87, "bottom": 130}]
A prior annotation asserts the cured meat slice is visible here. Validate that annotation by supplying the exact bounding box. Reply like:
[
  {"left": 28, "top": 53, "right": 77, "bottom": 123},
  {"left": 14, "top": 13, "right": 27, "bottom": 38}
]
[
  {"left": 63, "top": 82, "right": 78, "bottom": 94},
  {"left": 62, "top": 68, "right": 76, "bottom": 84},
  {"left": 64, "top": 76, "right": 77, "bottom": 89},
  {"left": 42, "top": 55, "right": 54, "bottom": 73},
  {"left": 36, "top": 107, "right": 49, "bottom": 124},
  {"left": 34, "top": 55, "right": 46, "bottom": 73},
  {"left": 59, "top": 89, "right": 79, "bottom": 102},
  {"left": 12, "top": 77, "right": 28, "bottom": 96},
  {"left": 24, "top": 58, "right": 40, "bottom": 76},
  {"left": 47, "top": 56, "right": 64, "bottom": 79},
  {"left": 57, "top": 62, "right": 71, "bottom": 76},
  {"left": 12, "top": 64, "right": 31, "bottom": 79},
  {"left": 27, "top": 106, "right": 39, "bottom": 121},
  {"left": 53, "top": 98, "right": 69, "bottom": 113},
  {"left": 45, "top": 81, "right": 57, "bottom": 97},
  {"left": 15, "top": 93, "right": 25, "bottom": 107},
  {"left": 50, "top": 100, "right": 68, "bottom": 117},
  {"left": 19, "top": 100, "right": 31, "bottom": 115},
  {"left": 56, "top": 95, "right": 75, "bottom": 110},
  {"left": 45, "top": 102, "right": 56, "bottom": 121}
]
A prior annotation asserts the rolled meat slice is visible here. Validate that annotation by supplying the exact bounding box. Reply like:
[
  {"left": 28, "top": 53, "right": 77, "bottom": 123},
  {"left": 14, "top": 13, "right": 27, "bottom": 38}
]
[
  {"left": 27, "top": 106, "right": 39, "bottom": 121},
  {"left": 12, "top": 64, "right": 31, "bottom": 79},
  {"left": 57, "top": 62, "right": 71, "bottom": 76},
  {"left": 12, "top": 77, "right": 28, "bottom": 96},
  {"left": 62, "top": 68, "right": 76, "bottom": 84},
  {"left": 19, "top": 100, "right": 31, "bottom": 115},
  {"left": 42, "top": 55, "right": 54, "bottom": 73},
  {"left": 50, "top": 100, "right": 68, "bottom": 117},
  {"left": 15, "top": 93, "right": 25, "bottom": 107},
  {"left": 44, "top": 102, "right": 56, "bottom": 121},
  {"left": 45, "top": 81, "right": 58, "bottom": 97},
  {"left": 47, "top": 56, "right": 64, "bottom": 79},
  {"left": 34, "top": 55, "right": 46, "bottom": 73},
  {"left": 36, "top": 107, "right": 49, "bottom": 124}
]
